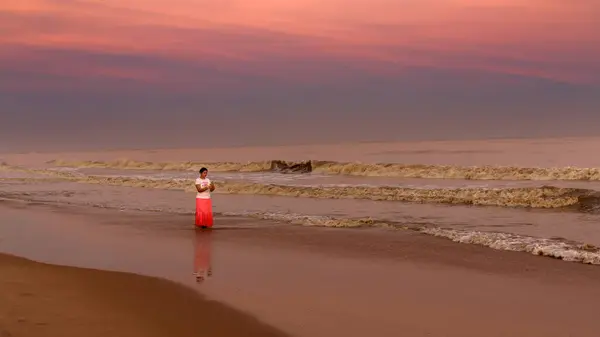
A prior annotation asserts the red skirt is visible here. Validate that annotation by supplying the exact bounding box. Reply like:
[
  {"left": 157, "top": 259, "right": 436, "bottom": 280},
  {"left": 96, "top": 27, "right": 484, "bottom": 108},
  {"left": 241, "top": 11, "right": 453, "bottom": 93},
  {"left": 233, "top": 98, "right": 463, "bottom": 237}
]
[{"left": 195, "top": 198, "right": 213, "bottom": 228}]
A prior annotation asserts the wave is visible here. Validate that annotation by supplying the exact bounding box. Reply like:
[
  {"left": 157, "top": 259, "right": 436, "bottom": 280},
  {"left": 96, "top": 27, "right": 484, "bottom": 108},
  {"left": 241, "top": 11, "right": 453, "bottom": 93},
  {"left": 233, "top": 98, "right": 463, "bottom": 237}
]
[
  {"left": 2, "top": 189, "right": 599, "bottom": 265},
  {"left": 421, "top": 227, "right": 600, "bottom": 264},
  {"left": 47, "top": 159, "right": 600, "bottom": 181},
  {"left": 3, "top": 164, "right": 600, "bottom": 210},
  {"left": 47, "top": 159, "right": 275, "bottom": 172},
  {"left": 229, "top": 211, "right": 600, "bottom": 264},
  {"left": 222, "top": 211, "right": 404, "bottom": 229}
]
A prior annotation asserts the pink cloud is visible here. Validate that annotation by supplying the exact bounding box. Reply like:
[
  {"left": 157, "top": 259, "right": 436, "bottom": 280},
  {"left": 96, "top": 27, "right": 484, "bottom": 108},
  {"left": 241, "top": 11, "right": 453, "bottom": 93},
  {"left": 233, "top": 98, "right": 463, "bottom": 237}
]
[{"left": 0, "top": 0, "right": 598, "bottom": 88}]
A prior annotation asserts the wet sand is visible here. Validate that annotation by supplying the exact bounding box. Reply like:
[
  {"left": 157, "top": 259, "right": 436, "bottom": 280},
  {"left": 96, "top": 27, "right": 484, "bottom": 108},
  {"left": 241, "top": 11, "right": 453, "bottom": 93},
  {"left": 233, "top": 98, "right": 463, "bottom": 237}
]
[
  {"left": 2, "top": 199, "right": 600, "bottom": 337},
  {"left": 0, "top": 253, "right": 287, "bottom": 337}
]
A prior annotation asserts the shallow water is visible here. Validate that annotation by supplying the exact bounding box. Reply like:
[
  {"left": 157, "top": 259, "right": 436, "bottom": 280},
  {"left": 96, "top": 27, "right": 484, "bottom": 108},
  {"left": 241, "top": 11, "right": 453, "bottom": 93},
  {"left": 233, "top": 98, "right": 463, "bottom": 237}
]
[
  {"left": 1, "top": 203, "right": 600, "bottom": 337},
  {"left": 2, "top": 179, "right": 600, "bottom": 255},
  {"left": 3, "top": 137, "right": 600, "bottom": 265}
]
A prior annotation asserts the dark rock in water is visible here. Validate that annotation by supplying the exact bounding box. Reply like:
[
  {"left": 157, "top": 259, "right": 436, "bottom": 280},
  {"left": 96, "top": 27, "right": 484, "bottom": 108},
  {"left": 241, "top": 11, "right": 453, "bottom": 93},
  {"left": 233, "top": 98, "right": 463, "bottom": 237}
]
[{"left": 270, "top": 160, "right": 312, "bottom": 174}]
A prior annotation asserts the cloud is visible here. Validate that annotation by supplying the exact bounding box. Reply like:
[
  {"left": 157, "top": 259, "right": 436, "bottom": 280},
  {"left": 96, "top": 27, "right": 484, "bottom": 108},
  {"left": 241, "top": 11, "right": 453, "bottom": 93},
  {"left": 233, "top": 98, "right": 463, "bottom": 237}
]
[
  {"left": 1, "top": 0, "right": 599, "bottom": 151},
  {"left": 1, "top": 0, "right": 599, "bottom": 90}
]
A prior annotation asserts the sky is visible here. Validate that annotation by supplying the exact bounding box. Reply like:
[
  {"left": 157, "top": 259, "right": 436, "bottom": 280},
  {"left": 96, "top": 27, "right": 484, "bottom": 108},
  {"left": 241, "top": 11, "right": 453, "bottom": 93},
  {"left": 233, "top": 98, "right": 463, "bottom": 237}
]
[{"left": 1, "top": 0, "right": 599, "bottom": 151}]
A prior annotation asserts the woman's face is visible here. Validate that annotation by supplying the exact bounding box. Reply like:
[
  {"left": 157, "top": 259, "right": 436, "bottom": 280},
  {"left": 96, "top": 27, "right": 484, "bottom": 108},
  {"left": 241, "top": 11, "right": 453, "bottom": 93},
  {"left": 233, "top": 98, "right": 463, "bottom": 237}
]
[{"left": 200, "top": 170, "right": 208, "bottom": 179}]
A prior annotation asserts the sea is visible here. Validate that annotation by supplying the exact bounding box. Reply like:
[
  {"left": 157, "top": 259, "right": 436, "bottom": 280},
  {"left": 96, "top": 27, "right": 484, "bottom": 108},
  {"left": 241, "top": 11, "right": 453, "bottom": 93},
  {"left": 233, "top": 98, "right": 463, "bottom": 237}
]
[{"left": 2, "top": 136, "right": 600, "bottom": 265}]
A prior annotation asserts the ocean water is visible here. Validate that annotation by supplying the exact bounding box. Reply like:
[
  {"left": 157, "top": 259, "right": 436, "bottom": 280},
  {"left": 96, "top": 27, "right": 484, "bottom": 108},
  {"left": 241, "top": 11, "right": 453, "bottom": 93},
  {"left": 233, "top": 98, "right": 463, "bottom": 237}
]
[{"left": 3, "top": 137, "right": 600, "bottom": 264}]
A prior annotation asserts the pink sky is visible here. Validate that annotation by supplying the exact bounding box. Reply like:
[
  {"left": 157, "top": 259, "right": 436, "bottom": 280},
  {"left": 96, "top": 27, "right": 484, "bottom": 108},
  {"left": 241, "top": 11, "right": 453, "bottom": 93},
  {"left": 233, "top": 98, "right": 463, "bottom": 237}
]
[
  {"left": 2, "top": 0, "right": 599, "bottom": 85},
  {"left": 1, "top": 0, "right": 599, "bottom": 150}
]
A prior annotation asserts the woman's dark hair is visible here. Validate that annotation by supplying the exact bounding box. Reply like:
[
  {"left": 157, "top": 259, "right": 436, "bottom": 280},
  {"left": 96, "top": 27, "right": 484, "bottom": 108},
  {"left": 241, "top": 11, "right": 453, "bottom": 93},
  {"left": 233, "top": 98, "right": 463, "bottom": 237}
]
[{"left": 199, "top": 167, "right": 208, "bottom": 174}]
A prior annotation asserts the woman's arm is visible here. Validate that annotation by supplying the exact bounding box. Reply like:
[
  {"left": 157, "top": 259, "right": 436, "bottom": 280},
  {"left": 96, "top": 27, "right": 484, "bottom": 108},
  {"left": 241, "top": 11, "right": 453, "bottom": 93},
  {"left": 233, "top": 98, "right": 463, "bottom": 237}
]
[
  {"left": 209, "top": 181, "right": 216, "bottom": 192},
  {"left": 196, "top": 184, "right": 210, "bottom": 193}
]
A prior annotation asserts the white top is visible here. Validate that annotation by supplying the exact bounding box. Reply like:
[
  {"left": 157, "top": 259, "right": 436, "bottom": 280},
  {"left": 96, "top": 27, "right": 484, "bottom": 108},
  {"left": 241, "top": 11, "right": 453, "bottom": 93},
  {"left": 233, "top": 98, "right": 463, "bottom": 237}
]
[{"left": 195, "top": 177, "right": 212, "bottom": 199}]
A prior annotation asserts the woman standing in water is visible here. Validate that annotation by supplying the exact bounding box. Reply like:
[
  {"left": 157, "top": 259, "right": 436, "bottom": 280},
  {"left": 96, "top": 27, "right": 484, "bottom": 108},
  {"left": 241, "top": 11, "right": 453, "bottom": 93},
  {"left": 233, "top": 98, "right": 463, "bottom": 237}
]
[{"left": 195, "top": 167, "right": 215, "bottom": 228}]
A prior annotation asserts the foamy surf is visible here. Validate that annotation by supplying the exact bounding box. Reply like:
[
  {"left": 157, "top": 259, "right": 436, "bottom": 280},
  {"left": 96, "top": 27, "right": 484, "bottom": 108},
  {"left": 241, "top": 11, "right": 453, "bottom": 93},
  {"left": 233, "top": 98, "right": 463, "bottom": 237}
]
[
  {"left": 47, "top": 159, "right": 274, "bottom": 172},
  {"left": 1, "top": 181, "right": 599, "bottom": 266},
  {"left": 224, "top": 211, "right": 600, "bottom": 265},
  {"left": 221, "top": 211, "right": 400, "bottom": 228},
  {"left": 48, "top": 158, "right": 600, "bottom": 181},
  {"left": 3, "top": 164, "right": 600, "bottom": 210},
  {"left": 421, "top": 227, "right": 600, "bottom": 264}
]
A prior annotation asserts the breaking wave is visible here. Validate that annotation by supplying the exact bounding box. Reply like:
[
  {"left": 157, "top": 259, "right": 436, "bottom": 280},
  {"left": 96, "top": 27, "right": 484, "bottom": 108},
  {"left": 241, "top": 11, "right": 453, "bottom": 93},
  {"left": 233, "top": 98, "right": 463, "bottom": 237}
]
[
  {"left": 3, "top": 164, "right": 600, "bottom": 210},
  {"left": 231, "top": 212, "right": 600, "bottom": 264},
  {"left": 221, "top": 211, "right": 403, "bottom": 229},
  {"left": 421, "top": 227, "right": 600, "bottom": 264},
  {"left": 48, "top": 159, "right": 600, "bottom": 181},
  {"left": 2, "top": 187, "right": 599, "bottom": 265},
  {"left": 2, "top": 178, "right": 600, "bottom": 265}
]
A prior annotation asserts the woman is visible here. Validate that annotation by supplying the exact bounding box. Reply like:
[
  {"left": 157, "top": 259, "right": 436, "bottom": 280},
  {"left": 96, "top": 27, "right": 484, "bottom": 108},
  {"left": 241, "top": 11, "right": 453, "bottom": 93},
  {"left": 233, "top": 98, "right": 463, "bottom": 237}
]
[{"left": 194, "top": 167, "right": 215, "bottom": 228}]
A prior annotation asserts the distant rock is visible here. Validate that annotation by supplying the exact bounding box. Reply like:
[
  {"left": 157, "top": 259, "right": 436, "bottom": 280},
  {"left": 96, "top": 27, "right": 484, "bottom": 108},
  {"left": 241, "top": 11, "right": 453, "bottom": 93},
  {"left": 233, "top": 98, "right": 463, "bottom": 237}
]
[{"left": 269, "top": 160, "right": 312, "bottom": 174}]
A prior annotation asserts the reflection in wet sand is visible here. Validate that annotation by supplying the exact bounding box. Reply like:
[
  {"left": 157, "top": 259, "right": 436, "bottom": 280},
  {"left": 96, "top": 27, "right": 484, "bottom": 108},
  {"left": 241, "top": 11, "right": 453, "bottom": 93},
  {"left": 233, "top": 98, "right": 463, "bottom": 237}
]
[
  {"left": 2, "top": 202, "right": 600, "bottom": 337},
  {"left": 194, "top": 229, "right": 213, "bottom": 282}
]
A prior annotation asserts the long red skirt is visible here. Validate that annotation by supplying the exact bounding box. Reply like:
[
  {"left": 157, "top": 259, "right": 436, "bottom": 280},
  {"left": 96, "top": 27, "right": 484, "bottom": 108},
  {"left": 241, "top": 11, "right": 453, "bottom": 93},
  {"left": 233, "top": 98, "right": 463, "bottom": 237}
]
[{"left": 195, "top": 198, "right": 214, "bottom": 228}]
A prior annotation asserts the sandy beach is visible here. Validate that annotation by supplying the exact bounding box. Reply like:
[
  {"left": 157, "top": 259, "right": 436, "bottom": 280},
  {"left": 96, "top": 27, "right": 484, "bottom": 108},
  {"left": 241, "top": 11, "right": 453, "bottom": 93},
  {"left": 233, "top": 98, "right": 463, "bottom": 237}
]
[
  {"left": 0, "top": 251, "right": 288, "bottom": 337},
  {"left": 2, "top": 198, "right": 600, "bottom": 337},
  {"left": 3, "top": 139, "right": 600, "bottom": 336},
  {"left": 4, "top": 0, "right": 599, "bottom": 334}
]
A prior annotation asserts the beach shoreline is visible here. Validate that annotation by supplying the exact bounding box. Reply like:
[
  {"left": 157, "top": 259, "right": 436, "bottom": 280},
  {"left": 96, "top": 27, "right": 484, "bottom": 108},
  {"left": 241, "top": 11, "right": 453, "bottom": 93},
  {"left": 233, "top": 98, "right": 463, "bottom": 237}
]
[
  {"left": 2, "top": 199, "right": 600, "bottom": 336},
  {"left": 0, "top": 252, "right": 288, "bottom": 337}
]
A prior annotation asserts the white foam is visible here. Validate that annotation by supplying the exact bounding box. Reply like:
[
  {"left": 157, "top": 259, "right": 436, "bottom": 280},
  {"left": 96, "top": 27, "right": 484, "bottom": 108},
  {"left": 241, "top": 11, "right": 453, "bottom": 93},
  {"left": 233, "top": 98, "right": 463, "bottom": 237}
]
[
  {"left": 420, "top": 227, "right": 600, "bottom": 264},
  {"left": 223, "top": 211, "right": 600, "bottom": 265}
]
